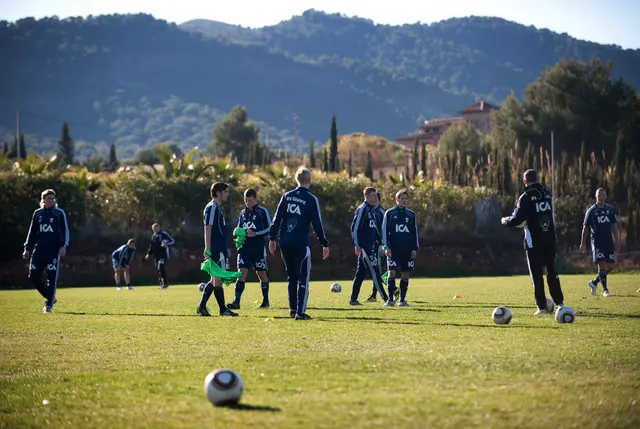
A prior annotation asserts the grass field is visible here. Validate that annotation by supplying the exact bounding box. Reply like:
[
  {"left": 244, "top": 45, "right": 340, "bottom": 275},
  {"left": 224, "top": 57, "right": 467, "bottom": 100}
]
[{"left": 1, "top": 274, "right": 639, "bottom": 429}]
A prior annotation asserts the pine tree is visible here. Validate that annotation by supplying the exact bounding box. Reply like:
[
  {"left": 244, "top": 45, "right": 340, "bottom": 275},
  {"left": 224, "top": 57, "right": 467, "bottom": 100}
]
[
  {"left": 108, "top": 143, "right": 119, "bottom": 172},
  {"left": 18, "top": 133, "right": 26, "bottom": 159},
  {"left": 58, "top": 121, "right": 74, "bottom": 166},
  {"left": 8, "top": 134, "right": 17, "bottom": 158},
  {"left": 347, "top": 151, "right": 353, "bottom": 177},
  {"left": 308, "top": 140, "right": 316, "bottom": 168},
  {"left": 502, "top": 154, "right": 512, "bottom": 196},
  {"left": 2, "top": 141, "right": 8, "bottom": 155},
  {"left": 365, "top": 151, "right": 373, "bottom": 180},
  {"left": 420, "top": 142, "right": 427, "bottom": 174},
  {"left": 323, "top": 148, "right": 329, "bottom": 172},
  {"left": 613, "top": 130, "right": 626, "bottom": 201},
  {"left": 329, "top": 115, "right": 338, "bottom": 172}
]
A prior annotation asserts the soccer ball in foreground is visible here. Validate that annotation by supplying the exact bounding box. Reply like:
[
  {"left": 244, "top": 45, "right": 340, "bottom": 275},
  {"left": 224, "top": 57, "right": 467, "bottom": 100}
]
[
  {"left": 545, "top": 298, "right": 555, "bottom": 313},
  {"left": 492, "top": 306, "right": 512, "bottom": 324},
  {"left": 204, "top": 369, "right": 243, "bottom": 406},
  {"left": 555, "top": 306, "right": 575, "bottom": 324},
  {"left": 198, "top": 282, "right": 206, "bottom": 292},
  {"left": 330, "top": 283, "right": 342, "bottom": 293}
]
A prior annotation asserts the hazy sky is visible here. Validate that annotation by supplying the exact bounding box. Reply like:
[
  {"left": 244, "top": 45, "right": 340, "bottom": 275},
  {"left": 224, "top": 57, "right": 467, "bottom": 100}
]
[{"left": 2, "top": 0, "right": 639, "bottom": 49}]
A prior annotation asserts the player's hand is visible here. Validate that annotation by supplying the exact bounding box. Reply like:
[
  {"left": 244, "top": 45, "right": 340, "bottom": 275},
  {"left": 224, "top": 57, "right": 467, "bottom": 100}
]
[
  {"left": 323, "top": 246, "right": 330, "bottom": 260},
  {"left": 501, "top": 217, "right": 509, "bottom": 226},
  {"left": 379, "top": 248, "right": 385, "bottom": 257},
  {"left": 268, "top": 240, "right": 277, "bottom": 255},
  {"left": 411, "top": 250, "right": 417, "bottom": 260},
  {"left": 579, "top": 243, "right": 586, "bottom": 254},
  {"left": 144, "top": 255, "right": 150, "bottom": 261},
  {"left": 59, "top": 247, "right": 66, "bottom": 258},
  {"left": 385, "top": 249, "right": 392, "bottom": 258},
  {"left": 354, "top": 246, "right": 361, "bottom": 257},
  {"left": 246, "top": 229, "right": 256, "bottom": 238},
  {"left": 22, "top": 250, "right": 29, "bottom": 260}
]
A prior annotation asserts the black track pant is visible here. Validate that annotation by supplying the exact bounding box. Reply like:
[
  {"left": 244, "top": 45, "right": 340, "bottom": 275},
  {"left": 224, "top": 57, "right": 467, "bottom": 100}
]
[{"left": 525, "top": 242, "right": 564, "bottom": 310}]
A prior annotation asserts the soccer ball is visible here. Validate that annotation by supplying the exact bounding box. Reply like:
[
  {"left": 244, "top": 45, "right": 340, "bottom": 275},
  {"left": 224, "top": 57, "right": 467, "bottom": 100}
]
[
  {"left": 545, "top": 298, "right": 555, "bottom": 313},
  {"left": 198, "top": 282, "right": 206, "bottom": 292},
  {"left": 330, "top": 283, "right": 342, "bottom": 293},
  {"left": 204, "top": 369, "right": 243, "bottom": 406},
  {"left": 555, "top": 306, "right": 575, "bottom": 324},
  {"left": 394, "top": 289, "right": 400, "bottom": 299},
  {"left": 492, "top": 306, "right": 512, "bottom": 324}
]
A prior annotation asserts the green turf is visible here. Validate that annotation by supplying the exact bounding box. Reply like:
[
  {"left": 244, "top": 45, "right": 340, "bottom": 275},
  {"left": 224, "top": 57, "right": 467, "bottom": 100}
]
[{"left": 1, "top": 275, "right": 639, "bottom": 429}]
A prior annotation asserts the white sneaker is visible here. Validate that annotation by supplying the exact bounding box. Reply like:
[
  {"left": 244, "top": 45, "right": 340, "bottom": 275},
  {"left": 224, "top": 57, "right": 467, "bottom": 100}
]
[
  {"left": 603, "top": 290, "right": 611, "bottom": 297},
  {"left": 398, "top": 301, "right": 410, "bottom": 307},
  {"left": 588, "top": 281, "right": 597, "bottom": 296},
  {"left": 116, "top": 287, "right": 122, "bottom": 291},
  {"left": 534, "top": 309, "right": 548, "bottom": 315},
  {"left": 42, "top": 305, "right": 52, "bottom": 313},
  {"left": 127, "top": 286, "right": 134, "bottom": 290},
  {"left": 384, "top": 300, "right": 395, "bottom": 306}
]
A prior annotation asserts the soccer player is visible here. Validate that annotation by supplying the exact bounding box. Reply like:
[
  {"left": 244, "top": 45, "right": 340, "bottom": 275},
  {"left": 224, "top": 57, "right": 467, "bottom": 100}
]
[
  {"left": 268, "top": 167, "right": 330, "bottom": 320},
  {"left": 144, "top": 223, "right": 175, "bottom": 289},
  {"left": 349, "top": 187, "right": 389, "bottom": 305},
  {"left": 228, "top": 188, "right": 272, "bottom": 309},
  {"left": 22, "top": 189, "right": 70, "bottom": 313},
  {"left": 501, "top": 169, "right": 566, "bottom": 314},
  {"left": 197, "top": 182, "right": 238, "bottom": 317},
  {"left": 367, "top": 191, "right": 387, "bottom": 302},
  {"left": 580, "top": 188, "right": 620, "bottom": 297},
  {"left": 381, "top": 189, "right": 419, "bottom": 306},
  {"left": 112, "top": 239, "right": 136, "bottom": 291}
]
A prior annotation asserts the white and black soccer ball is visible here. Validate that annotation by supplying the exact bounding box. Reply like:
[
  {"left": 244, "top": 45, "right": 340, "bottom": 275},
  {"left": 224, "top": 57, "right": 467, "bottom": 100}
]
[
  {"left": 204, "top": 369, "right": 243, "bottom": 406},
  {"left": 545, "top": 298, "right": 555, "bottom": 314},
  {"left": 492, "top": 306, "right": 512, "bottom": 325},
  {"left": 555, "top": 306, "right": 575, "bottom": 324},
  {"left": 330, "top": 283, "right": 342, "bottom": 293},
  {"left": 198, "top": 282, "right": 206, "bottom": 292}
]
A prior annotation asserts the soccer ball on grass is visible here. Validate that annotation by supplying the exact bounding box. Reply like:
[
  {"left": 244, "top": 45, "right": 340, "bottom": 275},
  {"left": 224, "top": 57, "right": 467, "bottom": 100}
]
[
  {"left": 330, "top": 283, "right": 342, "bottom": 293},
  {"left": 555, "top": 306, "right": 575, "bottom": 324},
  {"left": 492, "top": 306, "right": 512, "bottom": 324},
  {"left": 204, "top": 369, "right": 243, "bottom": 406},
  {"left": 198, "top": 282, "right": 206, "bottom": 292}
]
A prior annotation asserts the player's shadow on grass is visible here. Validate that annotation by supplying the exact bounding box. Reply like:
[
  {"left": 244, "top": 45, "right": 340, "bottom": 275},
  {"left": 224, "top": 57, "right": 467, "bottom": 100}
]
[
  {"left": 316, "top": 316, "right": 422, "bottom": 325},
  {"left": 226, "top": 403, "right": 281, "bottom": 412},
  {"left": 580, "top": 312, "right": 640, "bottom": 319},
  {"left": 62, "top": 311, "right": 194, "bottom": 317},
  {"left": 435, "top": 322, "right": 560, "bottom": 329},
  {"left": 436, "top": 304, "right": 532, "bottom": 309}
]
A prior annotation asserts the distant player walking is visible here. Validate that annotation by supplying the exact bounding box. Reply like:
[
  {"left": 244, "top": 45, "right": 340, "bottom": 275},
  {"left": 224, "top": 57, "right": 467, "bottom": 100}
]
[
  {"left": 349, "top": 187, "right": 389, "bottom": 305},
  {"left": 112, "top": 239, "right": 136, "bottom": 290},
  {"left": 381, "top": 189, "right": 419, "bottom": 306},
  {"left": 501, "top": 169, "right": 566, "bottom": 314},
  {"left": 580, "top": 188, "right": 620, "bottom": 297},
  {"left": 22, "top": 189, "right": 70, "bottom": 313},
  {"left": 145, "top": 223, "right": 174, "bottom": 289},
  {"left": 228, "top": 188, "right": 272, "bottom": 309},
  {"left": 269, "top": 167, "right": 330, "bottom": 320},
  {"left": 197, "top": 182, "right": 238, "bottom": 317}
]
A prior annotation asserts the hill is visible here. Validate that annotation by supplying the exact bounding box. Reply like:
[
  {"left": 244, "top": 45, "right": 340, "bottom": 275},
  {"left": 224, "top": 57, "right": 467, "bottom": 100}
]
[{"left": 1, "top": 11, "right": 639, "bottom": 159}]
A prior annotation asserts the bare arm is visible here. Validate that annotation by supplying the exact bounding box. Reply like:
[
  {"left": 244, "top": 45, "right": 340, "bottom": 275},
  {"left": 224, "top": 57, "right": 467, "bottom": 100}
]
[
  {"left": 204, "top": 225, "right": 212, "bottom": 253},
  {"left": 580, "top": 225, "right": 589, "bottom": 248},
  {"left": 612, "top": 223, "right": 621, "bottom": 249}
]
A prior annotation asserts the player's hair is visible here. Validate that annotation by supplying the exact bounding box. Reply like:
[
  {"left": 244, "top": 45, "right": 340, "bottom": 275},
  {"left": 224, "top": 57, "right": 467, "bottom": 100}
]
[
  {"left": 244, "top": 188, "right": 257, "bottom": 199},
  {"left": 295, "top": 167, "right": 312, "bottom": 186},
  {"left": 363, "top": 187, "right": 377, "bottom": 196},
  {"left": 211, "top": 182, "right": 229, "bottom": 199},
  {"left": 395, "top": 189, "right": 409, "bottom": 200},
  {"left": 595, "top": 187, "right": 607, "bottom": 195},
  {"left": 39, "top": 189, "right": 57, "bottom": 208},
  {"left": 376, "top": 192, "right": 381, "bottom": 201},
  {"left": 523, "top": 169, "right": 538, "bottom": 184}
]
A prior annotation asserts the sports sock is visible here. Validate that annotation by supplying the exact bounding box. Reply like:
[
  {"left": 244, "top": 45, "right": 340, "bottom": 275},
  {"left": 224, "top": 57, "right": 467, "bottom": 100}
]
[
  {"left": 213, "top": 286, "right": 227, "bottom": 312},
  {"left": 387, "top": 277, "right": 396, "bottom": 301},
  {"left": 260, "top": 282, "right": 269, "bottom": 302},
  {"left": 592, "top": 276, "right": 600, "bottom": 285},
  {"left": 351, "top": 277, "right": 363, "bottom": 302},
  {"left": 400, "top": 278, "right": 409, "bottom": 301},
  {"left": 234, "top": 280, "right": 245, "bottom": 304},
  {"left": 599, "top": 270, "right": 608, "bottom": 291},
  {"left": 199, "top": 282, "right": 213, "bottom": 308}
]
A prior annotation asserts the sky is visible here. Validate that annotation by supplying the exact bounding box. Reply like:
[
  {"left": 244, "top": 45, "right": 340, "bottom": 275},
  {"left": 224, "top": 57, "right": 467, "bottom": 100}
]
[{"left": 2, "top": 0, "right": 639, "bottom": 49}]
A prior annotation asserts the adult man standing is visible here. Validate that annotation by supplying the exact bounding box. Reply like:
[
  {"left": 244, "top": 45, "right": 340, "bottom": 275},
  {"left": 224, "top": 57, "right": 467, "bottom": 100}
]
[
  {"left": 501, "top": 169, "right": 566, "bottom": 314},
  {"left": 268, "top": 168, "right": 330, "bottom": 320}
]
